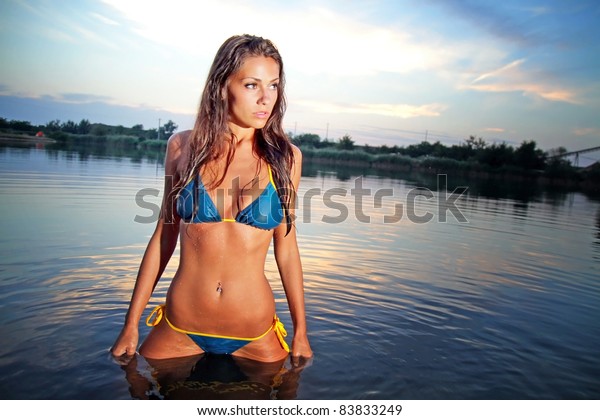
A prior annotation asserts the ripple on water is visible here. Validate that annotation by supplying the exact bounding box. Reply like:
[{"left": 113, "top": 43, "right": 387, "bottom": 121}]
[{"left": 1, "top": 148, "right": 599, "bottom": 399}]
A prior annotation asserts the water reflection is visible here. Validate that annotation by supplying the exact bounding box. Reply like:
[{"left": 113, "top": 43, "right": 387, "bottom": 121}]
[
  {"left": 302, "top": 159, "right": 594, "bottom": 206},
  {"left": 0, "top": 140, "right": 163, "bottom": 165},
  {"left": 118, "top": 353, "right": 309, "bottom": 400},
  {"left": 4, "top": 142, "right": 596, "bottom": 205},
  {"left": 46, "top": 141, "right": 166, "bottom": 164},
  {"left": 1, "top": 144, "right": 599, "bottom": 399},
  {"left": 594, "top": 208, "right": 600, "bottom": 259}
]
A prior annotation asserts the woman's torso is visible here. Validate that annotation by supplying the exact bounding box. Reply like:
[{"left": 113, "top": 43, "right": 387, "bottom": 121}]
[{"left": 165, "top": 132, "right": 281, "bottom": 338}]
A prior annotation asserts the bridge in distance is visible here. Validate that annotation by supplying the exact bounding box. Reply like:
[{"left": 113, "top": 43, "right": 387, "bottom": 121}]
[{"left": 556, "top": 145, "right": 600, "bottom": 167}]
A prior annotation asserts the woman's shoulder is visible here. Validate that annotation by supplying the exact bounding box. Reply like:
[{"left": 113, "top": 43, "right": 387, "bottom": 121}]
[
  {"left": 166, "top": 130, "right": 192, "bottom": 157},
  {"left": 167, "top": 130, "right": 192, "bottom": 150},
  {"left": 289, "top": 142, "right": 302, "bottom": 164},
  {"left": 164, "top": 130, "right": 192, "bottom": 172},
  {"left": 286, "top": 143, "right": 302, "bottom": 181}
]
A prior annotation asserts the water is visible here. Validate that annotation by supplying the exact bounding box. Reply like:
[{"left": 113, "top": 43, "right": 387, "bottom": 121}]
[{"left": 0, "top": 145, "right": 598, "bottom": 399}]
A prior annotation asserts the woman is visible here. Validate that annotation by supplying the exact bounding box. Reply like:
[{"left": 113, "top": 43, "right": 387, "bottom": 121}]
[{"left": 111, "top": 35, "right": 312, "bottom": 363}]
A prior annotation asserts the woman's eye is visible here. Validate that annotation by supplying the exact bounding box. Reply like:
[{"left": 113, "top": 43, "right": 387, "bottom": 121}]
[
  {"left": 245, "top": 83, "right": 257, "bottom": 89},
  {"left": 269, "top": 83, "right": 279, "bottom": 90}
]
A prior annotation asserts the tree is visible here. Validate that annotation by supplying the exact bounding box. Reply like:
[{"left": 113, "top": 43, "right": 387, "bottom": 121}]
[
  {"left": 465, "top": 135, "right": 486, "bottom": 150},
  {"left": 405, "top": 141, "right": 434, "bottom": 157},
  {"left": 78, "top": 119, "right": 91, "bottom": 134},
  {"left": 514, "top": 140, "right": 546, "bottom": 171},
  {"left": 477, "top": 143, "right": 514, "bottom": 168},
  {"left": 8, "top": 120, "right": 33, "bottom": 132},
  {"left": 545, "top": 147, "right": 574, "bottom": 177},
  {"left": 90, "top": 124, "right": 108, "bottom": 136},
  {"left": 363, "top": 144, "right": 375, "bottom": 154},
  {"left": 547, "top": 147, "right": 568, "bottom": 160},
  {"left": 447, "top": 144, "right": 476, "bottom": 161},
  {"left": 161, "top": 120, "right": 178, "bottom": 139},
  {"left": 61, "top": 120, "right": 78, "bottom": 134},
  {"left": 45, "top": 120, "right": 61, "bottom": 131},
  {"left": 337, "top": 134, "right": 355, "bottom": 150},
  {"left": 114, "top": 124, "right": 126, "bottom": 135},
  {"left": 294, "top": 133, "right": 321, "bottom": 147},
  {"left": 146, "top": 128, "right": 158, "bottom": 139},
  {"left": 431, "top": 141, "right": 446, "bottom": 157},
  {"left": 318, "top": 138, "right": 333, "bottom": 148},
  {"left": 131, "top": 124, "right": 145, "bottom": 138}
]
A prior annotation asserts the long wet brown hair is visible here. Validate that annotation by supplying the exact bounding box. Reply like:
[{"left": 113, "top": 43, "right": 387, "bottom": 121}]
[{"left": 179, "top": 34, "right": 295, "bottom": 234}]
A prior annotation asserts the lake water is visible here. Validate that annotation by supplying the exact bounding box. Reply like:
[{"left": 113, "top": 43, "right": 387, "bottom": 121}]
[{"left": 0, "top": 144, "right": 599, "bottom": 399}]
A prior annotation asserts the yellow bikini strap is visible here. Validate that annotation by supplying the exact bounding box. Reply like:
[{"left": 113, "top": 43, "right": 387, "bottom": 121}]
[
  {"left": 146, "top": 304, "right": 165, "bottom": 327},
  {"left": 267, "top": 164, "right": 276, "bottom": 189},
  {"left": 273, "top": 315, "right": 290, "bottom": 353},
  {"left": 146, "top": 305, "right": 289, "bottom": 352}
]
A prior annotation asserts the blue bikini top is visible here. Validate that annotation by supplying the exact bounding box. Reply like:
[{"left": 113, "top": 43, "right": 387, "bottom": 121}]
[{"left": 176, "top": 165, "right": 284, "bottom": 230}]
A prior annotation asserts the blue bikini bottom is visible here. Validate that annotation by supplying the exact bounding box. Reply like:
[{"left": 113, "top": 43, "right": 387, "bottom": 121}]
[{"left": 146, "top": 304, "right": 289, "bottom": 354}]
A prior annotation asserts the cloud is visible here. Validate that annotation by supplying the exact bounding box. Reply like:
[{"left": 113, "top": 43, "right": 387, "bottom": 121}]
[
  {"left": 0, "top": 91, "right": 124, "bottom": 109},
  {"left": 59, "top": 93, "right": 115, "bottom": 103},
  {"left": 520, "top": 6, "right": 552, "bottom": 17},
  {"left": 66, "top": 22, "right": 121, "bottom": 50},
  {"left": 89, "top": 12, "right": 119, "bottom": 26},
  {"left": 573, "top": 127, "right": 600, "bottom": 137},
  {"left": 472, "top": 59, "right": 525, "bottom": 84},
  {"left": 101, "top": 0, "right": 456, "bottom": 76},
  {"left": 463, "top": 58, "right": 581, "bottom": 104},
  {"left": 296, "top": 100, "right": 447, "bottom": 119},
  {"left": 424, "top": 0, "right": 554, "bottom": 47},
  {"left": 0, "top": 93, "right": 193, "bottom": 128},
  {"left": 13, "top": 0, "right": 121, "bottom": 50},
  {"left": 37, "top": 27, "right": 78, "bottom": 44},
  {"left": 484, "top": 128, "right": 506, "bottom": 133}
]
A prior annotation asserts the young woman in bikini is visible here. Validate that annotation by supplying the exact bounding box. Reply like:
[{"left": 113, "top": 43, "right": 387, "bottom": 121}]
[{"left": 111, "top": 34, "right": 312, "bottom": 363}]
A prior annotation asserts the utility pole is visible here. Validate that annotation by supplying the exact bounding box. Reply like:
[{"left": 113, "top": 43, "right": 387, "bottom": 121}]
[
  {"left": 325, "top": 122, "right": 329, "bottom": 141},
  {"left": 156, "top": 118, "right": 162, "bottom": 176}
]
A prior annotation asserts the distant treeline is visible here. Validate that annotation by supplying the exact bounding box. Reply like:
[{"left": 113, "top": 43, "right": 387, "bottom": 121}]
[
  {"left": 0, "top": 117, "right": 178, "bottom": 151},
  {"left": 290, "top": 132, "right": 595, "bottom": 182},
  {"left": 2, "top": 116, "right": 598, "bottom": 189}
]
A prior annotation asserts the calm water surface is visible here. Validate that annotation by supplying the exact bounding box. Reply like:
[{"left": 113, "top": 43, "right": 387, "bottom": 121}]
[{"left": 0, "top": 145, "right": 599, "bottom": 399}]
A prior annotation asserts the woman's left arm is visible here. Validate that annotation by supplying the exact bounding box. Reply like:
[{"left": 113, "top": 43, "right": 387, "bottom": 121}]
[{"left": 273, "top": 145, "right": 313, "bottom": 360}]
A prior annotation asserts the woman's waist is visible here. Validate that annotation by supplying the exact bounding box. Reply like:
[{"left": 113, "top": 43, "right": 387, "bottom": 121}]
[
  {"left": 177, "top": 248, "right": 267, "bottom": 279},
  {"left": 178, "top": 224, "right": 272, "bottom": 259},
  {"left": 164, "top": 274, "right": 276, "bottom": 336}
]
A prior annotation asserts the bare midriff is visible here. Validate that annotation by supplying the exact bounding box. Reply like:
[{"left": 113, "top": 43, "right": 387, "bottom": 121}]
[{"left": 165, "top": 220, "right": 276, "bottom": 339}]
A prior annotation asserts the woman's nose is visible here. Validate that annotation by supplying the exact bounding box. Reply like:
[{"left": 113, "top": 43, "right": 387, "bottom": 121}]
[{"left": 258, "top": 88, "right": 275, "bottom": 105}]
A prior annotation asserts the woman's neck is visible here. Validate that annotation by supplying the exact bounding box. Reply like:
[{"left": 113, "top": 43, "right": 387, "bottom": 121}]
[{"left": 229, "top": 123, "right": 256, "bottom": 146}]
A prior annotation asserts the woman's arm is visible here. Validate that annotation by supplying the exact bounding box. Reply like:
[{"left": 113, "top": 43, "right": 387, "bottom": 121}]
[
  {"left": 110, "top": 134, "right": 184, "bottom": 358},
  {"left": 273, "top": 145, "right": 313, "bottom": 360}
]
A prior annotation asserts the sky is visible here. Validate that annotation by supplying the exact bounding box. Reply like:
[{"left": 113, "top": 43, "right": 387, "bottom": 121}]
[{"left": 1, "top": 0, "right": 599, "bottom": 159}]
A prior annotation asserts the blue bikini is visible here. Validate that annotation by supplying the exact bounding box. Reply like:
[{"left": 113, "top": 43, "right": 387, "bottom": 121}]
[
  {"left": 147, "top": 164, "right": 289, "bottom": 355},
  {"left": 146, "top": 305, "right": 289, "bottom": 355},
  {"left": 176, "top": 165, "right": 284, "bottom": 230}
]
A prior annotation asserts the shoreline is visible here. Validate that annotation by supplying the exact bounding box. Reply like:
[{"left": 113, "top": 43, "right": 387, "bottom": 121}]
[
  {"left": 302, "top": 155, "right": 599, "bottom": 195},
  {"left": 1, "top": 133, "right": 597, "bottom": 195},
  {"left": 0, "top": 134, "right": 56, "bottom": 144}
]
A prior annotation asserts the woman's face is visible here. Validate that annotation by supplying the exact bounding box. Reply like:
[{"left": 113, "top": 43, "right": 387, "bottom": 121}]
[{"left": 227, "top": 55, "right": 280, "bottom": 131}]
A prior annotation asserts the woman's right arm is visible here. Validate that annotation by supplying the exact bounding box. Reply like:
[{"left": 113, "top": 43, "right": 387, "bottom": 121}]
[{"left": 110, "top": 133, "right": 185, "bottom": 358}]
